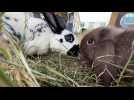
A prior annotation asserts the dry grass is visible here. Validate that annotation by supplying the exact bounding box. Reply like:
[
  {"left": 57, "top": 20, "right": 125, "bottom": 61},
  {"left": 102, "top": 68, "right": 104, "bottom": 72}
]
[
  {"left": 26, "top": 52, "right": 96, "bottom": 87},
  {"left": 24, "top": 51, "right": 134, "bottom": 87}
]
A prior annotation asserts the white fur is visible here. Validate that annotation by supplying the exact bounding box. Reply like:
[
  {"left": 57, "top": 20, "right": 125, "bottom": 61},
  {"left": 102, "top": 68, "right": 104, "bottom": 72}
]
[
  {"left": 50, "top": 29, "right": 79, "bottom": 54},
  {"left": 2, "top": 12, "right": 26, "bottom": 38},
  {"left": 24, "top": 17, "right": 53, "bottom": 55},
  {"left": 2, "top": 12, "right": 79, "bottom": 56}
]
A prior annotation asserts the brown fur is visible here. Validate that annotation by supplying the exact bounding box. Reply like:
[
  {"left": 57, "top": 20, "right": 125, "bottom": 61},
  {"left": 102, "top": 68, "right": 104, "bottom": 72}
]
[{"left": 80, "top": 26, "right": 134, "bottom": 86}]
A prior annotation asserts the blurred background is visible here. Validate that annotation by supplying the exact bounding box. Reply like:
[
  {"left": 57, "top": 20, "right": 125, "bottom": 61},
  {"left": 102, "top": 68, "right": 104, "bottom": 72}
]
[{"left": 56, "top": 12, "right": 134, "bottom": 33}]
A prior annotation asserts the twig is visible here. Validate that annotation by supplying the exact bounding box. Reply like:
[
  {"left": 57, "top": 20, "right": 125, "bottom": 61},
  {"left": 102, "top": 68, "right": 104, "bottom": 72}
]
[
  {"left": 19, "top": 51, "right": 40, "bottom": 87},
  {"left": 97, "top": 59, "right": 134, "bottom": 73},
  {"left": 117, "top": 41, "right": 134, "bottom": 86}
]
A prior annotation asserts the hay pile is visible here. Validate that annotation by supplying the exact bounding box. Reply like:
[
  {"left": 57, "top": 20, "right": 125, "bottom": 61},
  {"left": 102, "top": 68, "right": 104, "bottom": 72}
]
[{"left": 27, "top": 52, "right": 96, "bottom": 87}]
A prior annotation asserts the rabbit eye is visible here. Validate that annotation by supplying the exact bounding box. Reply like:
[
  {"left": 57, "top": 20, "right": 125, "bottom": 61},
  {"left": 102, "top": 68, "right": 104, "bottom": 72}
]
[
  {"left": 59, "top": 39, "right": 63, "bottom": 43},
  {"left": 87, "top": 39, "right": 95, "bottom": 45},
  {"left": 64, "top": 34, "right": 74, "bottom": 43}
]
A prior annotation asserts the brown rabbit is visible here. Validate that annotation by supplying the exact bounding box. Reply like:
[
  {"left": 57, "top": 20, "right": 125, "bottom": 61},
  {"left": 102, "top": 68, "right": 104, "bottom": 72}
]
[{"left": 80, "top": 26, "right": 134, "bottom": 86}]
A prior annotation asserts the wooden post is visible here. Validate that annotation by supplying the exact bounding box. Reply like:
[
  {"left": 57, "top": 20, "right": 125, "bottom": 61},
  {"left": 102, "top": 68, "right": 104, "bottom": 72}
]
[{"left": 108, "top": 12, "right": 119, "bottom": 26}]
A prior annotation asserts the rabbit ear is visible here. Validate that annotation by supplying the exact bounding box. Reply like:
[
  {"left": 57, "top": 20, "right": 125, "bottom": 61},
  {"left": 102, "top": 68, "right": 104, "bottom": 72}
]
[
  {"left": 41, "top": 12, "right": 66, "bottom": 34},
  {"left": 98, "top": 27, "right": 126, "bottom": 42},
  {"left": 55, "top": 15, "right": 66, "bottom": 29},
  {"left": 41, "top": 12, "right": 57, "bottom": 33}
]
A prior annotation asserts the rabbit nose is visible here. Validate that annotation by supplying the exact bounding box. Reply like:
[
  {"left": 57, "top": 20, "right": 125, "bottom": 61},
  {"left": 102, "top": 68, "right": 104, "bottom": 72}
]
[{"left": 67, "top": 44, "right": 79, "bottom": 57}]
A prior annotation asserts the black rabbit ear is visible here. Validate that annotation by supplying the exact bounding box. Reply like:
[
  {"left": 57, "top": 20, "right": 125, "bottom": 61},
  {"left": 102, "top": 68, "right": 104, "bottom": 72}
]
[
  {"left": 41, "top": 12, "right": 66, "bottom": 34},
  {"left": 55, "top": 15, "right": 66, "bottom": 29},
  {"left": 41, "top": 12, "right": 58, "bottom": 33},
  {"left": 53, "top": 15, "right": 66, "bottom": 34}
]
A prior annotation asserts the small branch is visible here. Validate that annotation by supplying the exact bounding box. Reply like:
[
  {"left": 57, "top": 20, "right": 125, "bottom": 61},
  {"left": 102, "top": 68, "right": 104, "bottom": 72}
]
[{"left": 117, "top": 41, "right": 134, "bottom": 86}]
